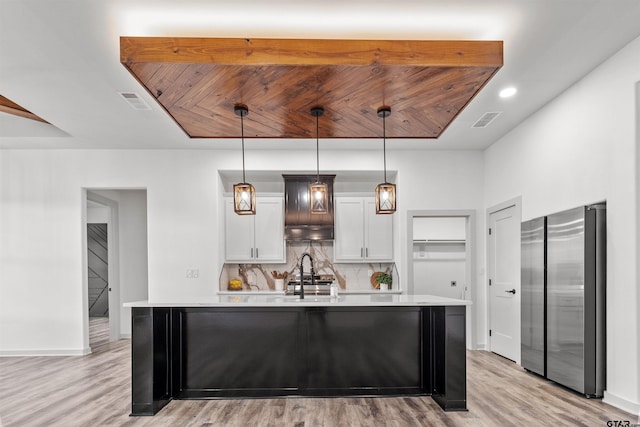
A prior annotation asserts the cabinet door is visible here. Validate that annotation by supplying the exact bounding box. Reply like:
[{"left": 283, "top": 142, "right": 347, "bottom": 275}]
[
  {"left": 225, "top": 198, "right": 255, "bottom": 262},
  {"left": 334, "top": 198, "right": 365, "bottom": 261},
  {"left": 254, "top": 197, "right": 285, "bottom": 263},
  {"left": 364, "top": 198, "right": 393, "bottom": 261}
]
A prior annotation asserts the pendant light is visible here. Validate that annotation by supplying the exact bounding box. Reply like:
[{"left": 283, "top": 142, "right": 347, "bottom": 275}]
[
  {"left": 233, "top": 104, "right": 256, "bottom": 215},
  {"left": 309, "top": 107, "right": 328, "bottom": 214},
  {"left": 375, "top": 106, "right": 396, "bottom": 214}
]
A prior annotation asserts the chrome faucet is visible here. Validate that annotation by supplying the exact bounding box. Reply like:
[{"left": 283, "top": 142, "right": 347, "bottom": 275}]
[{"left": 298, "top": 252, "right": 315, "bottom": 300}]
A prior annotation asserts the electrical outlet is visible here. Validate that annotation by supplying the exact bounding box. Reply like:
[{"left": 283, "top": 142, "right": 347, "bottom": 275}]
[
  {"left": 186, "top": 269, "right": 199, "bottom": 279},
  {"left": 367, "top": 269, "right": 373, "bottom": 276}
]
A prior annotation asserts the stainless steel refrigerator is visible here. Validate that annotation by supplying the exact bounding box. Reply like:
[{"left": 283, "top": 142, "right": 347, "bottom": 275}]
[
  {"left": 521, "top": 217, "right": 546, "bottom": 377},
  {"left": 521, "top": 203, "right": 606, "bottom": 397}
]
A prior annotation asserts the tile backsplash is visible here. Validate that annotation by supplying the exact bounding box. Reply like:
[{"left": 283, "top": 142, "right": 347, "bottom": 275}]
[{"left": 219, "top": 242, "right": 397, "bottom": 292}]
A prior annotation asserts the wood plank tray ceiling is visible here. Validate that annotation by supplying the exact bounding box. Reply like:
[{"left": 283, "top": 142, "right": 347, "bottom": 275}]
[
  {"left": 0, "top": 95, "right": 48, "bottom": 123},
  {"left": 120, "top": 37, "right": 502, "bottom": 139}
]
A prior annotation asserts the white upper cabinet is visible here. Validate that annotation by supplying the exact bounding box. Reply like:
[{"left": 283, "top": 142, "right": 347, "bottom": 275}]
[
  {"left": 364, "top": 198, "right": 393, "bottom": 260},
  {"left": 334, "top": 198, "right": 365, "bottom": 261},
  {"left": 253, "top": 197, "right": 285, "bottom": 261},
  {"left": 334, "top": 197, "right": 393, "bottom": 262},
  {"left": 225, "top": 199, "right": 255, "bottom": 261},
  {"left": 225, "top": 196, "right": 285, "bottom": 263}
]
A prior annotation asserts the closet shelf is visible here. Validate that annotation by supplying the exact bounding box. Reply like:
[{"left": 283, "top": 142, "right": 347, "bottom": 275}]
[{"left": 413, "top": 239, "right": 466, "bottom": 244}]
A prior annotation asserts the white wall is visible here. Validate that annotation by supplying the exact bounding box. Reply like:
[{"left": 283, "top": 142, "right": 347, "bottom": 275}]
[
  {"left": 0, "top": 148, "right": 484, "bottom": 354},
  {"left": 116, "top": 190, "right": 148, "bottom": 337},
  {"left": 484, "top": 35, "right": 640, "bottom": 414}
]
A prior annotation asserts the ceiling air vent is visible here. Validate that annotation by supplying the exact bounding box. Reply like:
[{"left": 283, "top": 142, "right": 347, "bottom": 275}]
[
  {"left": 472, "top": 111, "right": 501, "bottom": 128},
  {"left": 117, "top": 91, "right": 151, "bottom": 111}
]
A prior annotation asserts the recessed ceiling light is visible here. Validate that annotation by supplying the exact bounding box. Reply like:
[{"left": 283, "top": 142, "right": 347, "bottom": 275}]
[{"left": 499, "top": 87, "right": 517, "bottom": 98}]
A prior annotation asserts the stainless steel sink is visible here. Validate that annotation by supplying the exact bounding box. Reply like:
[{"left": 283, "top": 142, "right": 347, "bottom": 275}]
[
  {"left": 282, "top": 295, "right": 338, "bottom": 302},
  {"left": 285, "top": 283, "right": 332, "bottom": 296}
]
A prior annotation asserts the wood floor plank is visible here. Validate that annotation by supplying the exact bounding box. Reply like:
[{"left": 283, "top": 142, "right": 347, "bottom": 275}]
[{"left": 0, "top": 318, "right": 637, "bottom": 426}]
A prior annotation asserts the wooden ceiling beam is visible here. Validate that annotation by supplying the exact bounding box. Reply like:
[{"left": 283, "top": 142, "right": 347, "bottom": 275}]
[{"left": 121, "top": 37, "right": 503, "bottom": 68}]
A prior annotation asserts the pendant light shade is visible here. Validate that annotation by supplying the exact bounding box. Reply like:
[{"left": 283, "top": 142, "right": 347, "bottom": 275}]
[
  {"left": 375, "top": 106, "right": 396, "bottom": 214},
  {"left": 233, "top": 104, "right": 256, "bottom": 215},
  {"left": 310, "top": 107, "right": 328, "bottom": 214}
]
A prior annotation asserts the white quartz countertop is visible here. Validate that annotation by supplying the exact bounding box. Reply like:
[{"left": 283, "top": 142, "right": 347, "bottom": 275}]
[{"left": 124, "top": 294, "right": 471, "bottom": 308}]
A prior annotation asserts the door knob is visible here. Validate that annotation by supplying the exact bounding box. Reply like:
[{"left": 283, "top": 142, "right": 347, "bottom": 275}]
[{"left": 505, "top": 289, "right": 516, "bottom": 295}]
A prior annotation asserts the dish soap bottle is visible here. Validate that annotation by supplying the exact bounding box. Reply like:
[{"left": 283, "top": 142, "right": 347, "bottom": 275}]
[{"left": 330, "top": 281, "right": 338, "bottom": 298}]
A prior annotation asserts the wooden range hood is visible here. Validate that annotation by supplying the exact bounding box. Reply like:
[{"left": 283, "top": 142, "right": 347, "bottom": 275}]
[{"left": 120, "top": 37, "right": 502, "bottom": 139}]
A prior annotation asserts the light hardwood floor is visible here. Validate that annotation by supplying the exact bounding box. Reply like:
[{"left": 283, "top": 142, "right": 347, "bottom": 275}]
[{"left": 0, "top": 318, "right": 636, "bottom": 426}]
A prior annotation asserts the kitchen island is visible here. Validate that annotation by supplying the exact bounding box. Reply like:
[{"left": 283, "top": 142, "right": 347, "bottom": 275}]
[{"left": 126, "top": 295, "right": 470, "bottom": 416}]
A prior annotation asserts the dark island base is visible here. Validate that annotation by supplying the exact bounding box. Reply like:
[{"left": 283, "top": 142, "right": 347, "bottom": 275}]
[{"left": 130, "top": 305, "right": 466, "bottom": 416}]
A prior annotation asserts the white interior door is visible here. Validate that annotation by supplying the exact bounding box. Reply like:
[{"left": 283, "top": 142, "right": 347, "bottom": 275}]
[{"left": 488, "top": 205, "right": 520, "bottom": 362}]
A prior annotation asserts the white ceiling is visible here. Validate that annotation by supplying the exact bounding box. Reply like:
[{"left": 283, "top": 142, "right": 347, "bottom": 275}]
[{"left": 1, "top": 0, "right": 639, "bottom": 151}]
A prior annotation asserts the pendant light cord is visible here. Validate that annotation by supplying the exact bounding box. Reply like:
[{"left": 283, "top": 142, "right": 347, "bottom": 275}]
[
  {"left": 383, "top": 112, "right": 387, "bottom": 183},
  {"left": 316, "top": 113, "right": 320, "bottom": 183},
  {"left": 241, "top": 112, "right": 246, "bottom": 184}
]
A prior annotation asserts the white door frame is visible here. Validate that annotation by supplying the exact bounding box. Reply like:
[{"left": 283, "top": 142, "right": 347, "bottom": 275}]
[
  {"left": 83, "top": 190, "right": 121, "bottom": 349},
  {"left": 406, "top": 209, "right": 476, "bottom": 349},
  {"left": 486, "top": 197, "right": 522, "bottom": 363}
]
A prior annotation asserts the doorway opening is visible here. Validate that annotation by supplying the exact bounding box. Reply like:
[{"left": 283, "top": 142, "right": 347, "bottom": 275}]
[
  {"left": 406, "top": 210, "right": 476, "bottom": 349},
  {"left": 82, "top": 189, "right": 148, "bottom": 352}
]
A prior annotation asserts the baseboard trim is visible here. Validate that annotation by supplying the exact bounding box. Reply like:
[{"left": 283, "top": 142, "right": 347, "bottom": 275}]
[
  {"left": 0, "top": 347, "right": 91, "bottom": 357},
  {"left": 120, "top": 333, "right": 131, "bottom": 339},
  {"left": 603, "top": 390, "right": 640, "bottom": 417},
  {"left": 475, "top": 343, "right": 487, "bottom": 351}
]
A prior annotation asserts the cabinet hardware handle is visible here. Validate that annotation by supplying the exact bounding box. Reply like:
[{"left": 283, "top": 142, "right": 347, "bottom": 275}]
[
  {"left": 361, "top": 248, "right": 363, "bottom": 257},
  {"left": 256, "top": 248, "right": 259, "bottom": 258},
  {"left": 251, "top": 248, "right": 253, "bottom": 258},
  {"left": 366, "top": 248, "right": 368, "bottom": 257},
  {"left": 505, "top": 289, "right": 516, "bottom": 295}
]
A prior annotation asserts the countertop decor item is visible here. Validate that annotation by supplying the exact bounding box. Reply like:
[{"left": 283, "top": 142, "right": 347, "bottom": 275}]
[
  {"left": 228, "top": 279, "right": 243, "bottom": 291},
  {"left": 271, "top": 271, "right": 288, "bottom": 280},
  {"left": 376, "top": 272, "right": 392, "bottom": 290},
  {"left": 271, "top": 270, "right": 288, "bottom": 291},
  {"left": 370, "top": 271, "right": 392, "bottom": 289}
]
